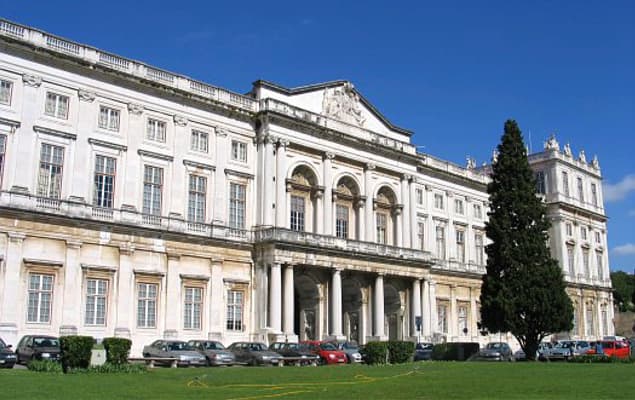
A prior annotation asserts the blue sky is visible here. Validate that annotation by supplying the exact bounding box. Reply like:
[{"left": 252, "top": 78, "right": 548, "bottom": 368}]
[{"left": 2, "top": 0, "right": 633, "bottom": 271}]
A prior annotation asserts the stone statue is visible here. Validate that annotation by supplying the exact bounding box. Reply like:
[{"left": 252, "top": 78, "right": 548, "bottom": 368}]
[
  {"left": 322, "top": 82, "right": 366, "bottom": 127},
  {"left": 544, "top": 134, "right": 560, "bottom": 151},
  {"left": 466, "top": 156, "right": 476, "bottom": 169},
  {"left": 563, "top": 143, "right": 572, "bottom": 157},
  {"left": 578, "top": 150, "right": 586, "bottom": 163},
  {"left": 592, "top": 155, "right": 600, "bottom": 169}
]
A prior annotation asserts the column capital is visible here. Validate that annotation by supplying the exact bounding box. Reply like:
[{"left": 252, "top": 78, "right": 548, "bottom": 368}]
[
  {"left": 401, "top": 173, "right": 412, "bottom": 182},
  {"left": 119, "top": 243, "right": 135, "bottom": 256},
  {"left": 365, "top": 162, "right": 376, "bottom": 171},
  {"left": 278, "top": 138, "right": 290, "bottom": 148},
  {"left": 22, "top": 73, "right": 42, "bottom": 87},
  {"left": 173, "top": 115, "right": 188, "bottom": 127},
  {"left": 127, "top": 102, "right": 144, "bottom": 115},
  {"left": 324, "top": 151, "right": 336, "bottom": 161},
  {"left": 78, "top": 89, "right": 96, "bottom": 102},
  {"left": 8, "top": 231, "right": 26, "bottom": 243},
  {"left": 167, "top": 253, "right": 181, "bottom": 261},
  {"left": 66, "top": 240, "right": 82, "bottom": 249},
  {"left": 214, "top": 126, "right": 228, "bottom": 137}
]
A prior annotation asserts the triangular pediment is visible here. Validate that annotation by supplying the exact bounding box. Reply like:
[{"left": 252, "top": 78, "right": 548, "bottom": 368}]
[{"left": 252, "top": 80, "right": 412, "bottom": 141}]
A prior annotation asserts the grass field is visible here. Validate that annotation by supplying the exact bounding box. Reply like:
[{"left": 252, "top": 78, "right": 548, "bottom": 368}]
[{"left": 2, "top": 362, "right": 634, "bottom": 399}]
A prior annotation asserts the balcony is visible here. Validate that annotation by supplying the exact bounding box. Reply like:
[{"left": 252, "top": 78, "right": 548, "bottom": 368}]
[
  {"left": 253, "top": 226, "right": 432, "bottom": 263},
  {"left": 0, "top": 191, "right": 251, "bottom": 244}
]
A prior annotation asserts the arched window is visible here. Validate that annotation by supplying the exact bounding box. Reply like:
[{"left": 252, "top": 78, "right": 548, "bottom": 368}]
[
  {"left": 374, "top": 186, "right": 399, "bottom": 245},
  {"left": 333, "top": 176, "right": 362, "bottom": 240},
  {"left": 287, "top": 165, "right": 321, "bottom": 232}
]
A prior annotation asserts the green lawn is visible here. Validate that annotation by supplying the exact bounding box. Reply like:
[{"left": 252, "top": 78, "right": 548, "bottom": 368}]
[{"left": 2, "top": 362, "right": 634, "bottom": 400}]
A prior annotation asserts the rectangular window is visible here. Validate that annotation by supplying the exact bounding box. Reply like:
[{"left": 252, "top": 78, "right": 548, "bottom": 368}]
[
  {"left": 596, "top": 252, "right": 604, "bottom": 280},
  {"left": 0, "top": 79, "right": 13, "bottom": 105},
  {"left": 27, "top": 273, "right": 54, "bottom": 323},
  {"left": 188, "top": 175, "right": 207, "bottom": 223},
  {"left": 562, "top": 171, "right": 569, "bottom": 196},
  {"left": 93, "top": 155, "right": 116, "bottom": 208},
  {"left": 376, "top": 213, "right": 387, "bottom": 244},
  {"left": 458, "top": 306, "right": 468, "bottom": 335},
  {"left": 591, "top": 183, "right": 598, "bottom": 206},
  {"left": 142, "top": 165, "right": 163, "bottom": 215},
  {"left": 190, "top": 130, "right": 209, "bottom": 153},
  {"left": 226, "top": 290, "right": 244, "bottom": 331},
  {"left": 37, "top": 143, "right": 64, "bottom": 198},
  {"left": 84, "top": 278, "right": 108, "bottom": 326},
  {"left": 45, "top": 92, "right": 69, "bottom": 119},
  {"left": 137, "top": 282, "right": 158, "bottom": 328},
  {"left": 456, "top": 229, "right": 465, "bottom": 263},
  {"left": 585, "top": 305, "right": 593, "bottom": 336},
  {"left": 228, "top": 183, "right": 246, "bottom": 229},
  {"left": 0, "top": 134, "right": 6, "bottom": 187},
  {"left": 581, "top": 226, "right": 587, "bottom": 241},
  {"left": 183, "top": 287, "right": 203, "bottom": 330},
  {"left": 535, "top": 171, "right": 546, "bottom": 194},
  {"left": 290, "top": 195, "right": 306, "bottom": 231},
  {"left": 98, "top": 106, "right": 120, "bottom": 132},
  {"left": 583, "top": 249, "right": 590, "bottom": 277},
  {"left": 437, "top": 304, "right": 448, "bottom": 333},
  {"left": 146, "top": 118, "right": 166, "bottom": 142},
  {"left": 454, "top": 199, "right": 464, "bottom": 215},
  {"left": 231, "top": 140, "right": 247, "bottom": 162},
  {"left": 577, "top": 177, "right": 584, "bottom": 202},
  {"left": 435, "top": 225, "right": 445, "bottom": 260},
  {"left": 415, "top": 188, "right": 423, "bottom": 205},
  {"left": 475, "top": 232, "right": 484, "bottom": 265},
  {"left": 566, "top": 223, "right": 573, "bottom": 237},
  {"left": 434, "top": 193, "right": 444, "bottom": 210},
  {"left": 335, "top": 204, "right": 349, "bottom": 239},
  {"left": 417, "top": 222, "right": 425, "bottom": 250},
  {"left": 473, "top": 204, "right": 482, "bottom": 219},
  {"left": 594, "top": 231, "right": 601, "bottom": 244},
  {"left": 567, "top": 245, "right": 575, "bottom": 276}
]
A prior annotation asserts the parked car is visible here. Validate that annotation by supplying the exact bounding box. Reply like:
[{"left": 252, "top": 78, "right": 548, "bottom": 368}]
[
  {"left": 537, "top": 342, "right": 553, "bottom": 360},
  {"left": 330, "top": 341, "right": 363, "bottom": 363},
  {"left": 587, "top": 340, "right": 631, "bottom": 359},
  {"left": 16, "top": 335, "right": 61, "bottom": 364},
  {"left": 227, "top": 342, "right": 282, "bottom": 366},
  {"left": 187, "top": 340, "right": 236, "bottom": 366},
  {"left": 269, "top": 342, "right": 319, "bottom": 366},
  {"left": 469, "top": 342, "right": 514, "bottom": 361},
  {"left": 301, "top": 341, "right": 347, "bottom": 365},
  {"left": 542, "top": 340, "right": 591, "bottom": 360},
  {"left": 0, "top": 337, "right": 16, "bottom": 368},
  {"left": 414, "top": 342, "right": 434, "bottom": 361},
  {"left": 142, "top": 340, "right": 206, "bottom": 367}
]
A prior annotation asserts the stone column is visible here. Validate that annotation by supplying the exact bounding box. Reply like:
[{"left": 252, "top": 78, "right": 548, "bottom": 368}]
[
  {"left": 164, "top": 253, "right": 181, "bottom": 339},
  {"left": 213, "top": 128, "right": 229, "bottom": 225},
  {"left": 395, "top": 208, "right": 403, "bottom": 247},
  {"left": 355, "top": 199, "right": 365, "bottom": 241},
  {"left": 470, "top": 287, "right": 479, "bottom": 340},
  {"left": 72, "top": 90, "right": 95, "bottom": 201},
  {"left": 269, "top": 263, "right": 282, "bottom": 332},
  {"left": 373, "top": 274, "right": 385, "bottom": 338},
  {"left": 115, "top": 244, "right": 134, "bottom": 338},
  {"left": 449, "top": 284, "right": 457, "bottom": 339},
  {"left": 429, "top": 281, "right": 437, "bottom": 337},
  {"left": 0, "top": 232, "right": 25, "bottom": 346},
  {"left": 263, "top": 136, "right": 275, "bottom": 226},
  {"left": 60, "top": 240, "right": 82, "bottom": 336},
  {"left": 411, "top": 279, "right": 422, "bottom": 337},
  {"left": 364, "top": 163, "right": 375, "bottom": 241},
  {"left": 208, "top": 258, "right": 224, "bottom": 338},
  {"left": 401, "top": 175, "right": 411, "bottom": 248},
  {"left": 330, "top": 268, "right": 343, "bottom": 337},
  {"left": 122, "top": 103, "right": 144, "bottom": 209},
  {"left": 275, "top": 139, "right": 289, "bottom": 228},
  {"left": 283, "top": 264, "right": 294, "bottom": 335},
  {"left": 10, "top": 74, "right": 41, "bottom": 193},
  {"left": 314, "top": 191, "right": 324, "bottom": 234},
  {"left": 421, "top": 279, "right": 431, "bottom": 337},
  {"left": 323, "top": 152, "right": 335, "bottom": 236},
  {"left": 409, "top": 179, "right": 417, "bottom": 247}
]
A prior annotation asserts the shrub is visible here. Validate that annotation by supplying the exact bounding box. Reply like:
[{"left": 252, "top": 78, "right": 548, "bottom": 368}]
[
  {"left": 27, "top": 359, "right": 63, "bottom": 373},
  {"left": 102, "top": 337, "right": 132, "bottom": 365},
  {"left": 363, "top": 341, "right": 389, "bottom": 365},
  {"left": 432, "top": 342, "right": 479, "bottom": 361},
  {"left": 60, "top": 335, "right": 95, "bottom": 372},
  {"left": 388, "top": 341, "right": 415, "bottom": 364}
]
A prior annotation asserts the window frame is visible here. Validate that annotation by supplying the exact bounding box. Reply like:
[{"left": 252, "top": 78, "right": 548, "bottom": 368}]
[
  {"left": 146, "top": 117, "right": 167, "bottom": 143},
  {"left": 183, "top": 286, "right": 204, "bottom": 330},
  {"left": 44, "top": 91, "right": 70, "bottom": 120},
  {"left": 37, "top": 143, "right": 65, "bottom": 199},
  {"left": 228, "top": 181, "right": 247, "bottom": 230},
  {"left": 434, "top": 193, "right": 444, "bottom": 210},
  {"left": 190, "top": 129, "right": 209, "bottom": 153},
  {"left": 230, "top": 140, "right": 248, "bottom": 163},
  {"left": 0, "top": 79, "right": 13, "bottom": 106},
  {"left": 226, "top": 289, "right": 244, "bottom": 331},
  {"left": 142, "top": 165, "right": 163, "bottom": 216},
  {"left": 290, "top": 194, "right": 306, "bottom": 232},
  {"left": 93, "top": 154, "right": 116, "bottom": 208},
  {"left": 136, "top": 281, "right": 159, "bottom": 329},
  {"left": 335, "top": 203, "right": 349, "bottom": 239},
  {"left": 187, "top": 174, "right": 207, "bottom": 223},
  {"left": 98, "top": 105, "right": 121, "bottom": 132},
  {"left": 84, "top": 277, "right": 108, "bottom": 326}
]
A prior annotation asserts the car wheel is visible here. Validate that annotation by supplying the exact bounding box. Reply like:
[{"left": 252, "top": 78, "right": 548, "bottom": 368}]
[{"left": 249, "top": 358, "right": 258, "bottom": 367}]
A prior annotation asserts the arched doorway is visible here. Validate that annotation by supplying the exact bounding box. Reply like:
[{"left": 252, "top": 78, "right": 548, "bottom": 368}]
[
  {"left": 384, "top": 283, "right": 404, "bottom": 341},
  {"left": 342, "top": 277, "right": 364, "bottom": 343},
  {"left": 294, "top": 274, "right": 321, "bottom": 341}
]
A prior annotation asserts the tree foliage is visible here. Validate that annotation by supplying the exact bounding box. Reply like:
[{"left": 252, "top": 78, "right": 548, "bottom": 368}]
[
  {"left": 610, "top": 271, "right": 635, "bottom": 312},
  {"left": 480, "top": 119, "right": 573, "bottom": 360}
]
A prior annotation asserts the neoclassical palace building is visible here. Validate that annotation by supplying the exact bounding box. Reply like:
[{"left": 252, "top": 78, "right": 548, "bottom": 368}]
[{"left": 0, "top": 20, "right": 613, "bottom": 355}]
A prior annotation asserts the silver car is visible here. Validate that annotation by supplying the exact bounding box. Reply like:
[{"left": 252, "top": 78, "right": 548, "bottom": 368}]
[
  {"left": 187, "top": 340, "right": 236, "bottom": 366},
  {"left": 142, "top": 340, "right": 206, "bottom": 367}
]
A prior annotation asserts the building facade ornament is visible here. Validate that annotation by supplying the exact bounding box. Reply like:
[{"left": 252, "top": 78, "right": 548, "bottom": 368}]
[
  {"left": 215, "top": 126, "right": 228, "bottom": 137},
  {"left": 365, "top": 162, "right": 376, "bottom": 171},
  {"left": 563, "top": 143, "right": 572, "bottom": 157},
  {"left": 78, "top": 89, "right": 96, "bottom": 102},
  {"left": 544, "top": 134, "right": 560, "bottom": 151},
  {"left": 22, "top": 73, "right": 42, "bottom": 87},
  {"left": 324, "top": 151, "right": 336, "bottom": 160},
  {"left": 578, "top": 150, "right": 586, "bottom": 163},
  {"left": 591, "top": 155, "right": 600, "bottom": 169},
  {"left": 173, "top": 115, "right": 188, "bottom": 126},
  {"left": 321, "top": 82, "right": 366, "bottom": 127},
  {"left": 278, "top": 138, "right": 290, "bottom": 148},
  {"left": 465, "top": 157, "right": 476, "bottom": 170},
  {"left": 127, "top": 102, "right": 144, "bottom": 115}
]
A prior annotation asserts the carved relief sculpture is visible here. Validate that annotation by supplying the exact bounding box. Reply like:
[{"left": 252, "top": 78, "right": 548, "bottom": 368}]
[{"left": 322, "top": 82, "right": 366, "bottom": 127}]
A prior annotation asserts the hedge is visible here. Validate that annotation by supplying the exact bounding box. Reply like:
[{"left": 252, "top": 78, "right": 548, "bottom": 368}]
[
  {"left": 102, "top": 337, "right": 132, "bottom": 365},
  {"left": 363, "top": 341, "right": 415, "bottom": 365},
  {"left": 431, "top": 342, "right": 479, "bottom": 361},
  {"left": 60, "top": 335, "right": 95, "bottom": 372}
]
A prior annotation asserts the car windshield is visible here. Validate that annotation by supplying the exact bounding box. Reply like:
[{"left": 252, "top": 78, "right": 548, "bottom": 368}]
[
  {"left": 343, "top": 342, "right": 359, "bottom": 350},
  {"left": 320, "top": 343, "right": 337, "bottom": 351},
  {"left": 203, "top": 342, "right": 225, "bottom": 350},
  {"left": 486, "top": 343, "right": 503, "bottom": 350},
  {"left": 167, "top": 342, "right": 192, "bottom": 351},
  {"left": 34, "top": 338, "right": 60, "bottom": 347},
  {"left": 249, "top": 343, "right": 266, "bottom": 351},
  {"left": 285, "top": 343, "right": 300, "bottom": 350}
]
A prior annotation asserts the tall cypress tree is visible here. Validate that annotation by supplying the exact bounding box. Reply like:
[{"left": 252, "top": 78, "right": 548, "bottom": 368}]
[{"left": 480, "top": 119, "right": 573, "bottom": 360}]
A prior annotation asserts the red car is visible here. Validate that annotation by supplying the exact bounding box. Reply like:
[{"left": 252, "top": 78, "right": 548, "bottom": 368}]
[
  {"left": 301, "top": 341, "right": 347, "bottom": 365},
  {"left": 586, "top": 340, "right": 630, "bottom": 359}
]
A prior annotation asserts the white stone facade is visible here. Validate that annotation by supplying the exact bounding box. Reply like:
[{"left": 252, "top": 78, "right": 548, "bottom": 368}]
[{"left": 0, "top": 20, "right": 613, "bottom": 355}]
